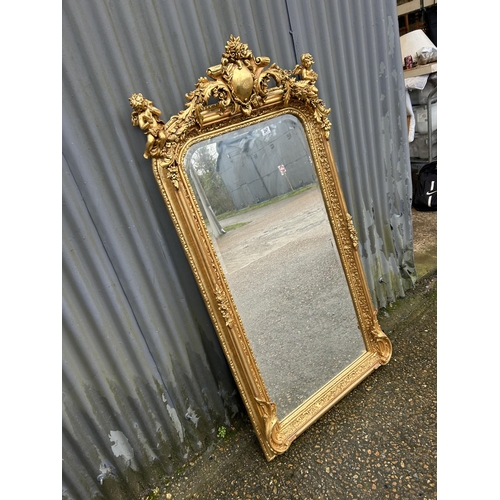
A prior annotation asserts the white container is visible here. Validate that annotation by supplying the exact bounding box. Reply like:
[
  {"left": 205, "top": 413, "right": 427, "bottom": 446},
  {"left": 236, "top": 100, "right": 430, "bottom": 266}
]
[
  {"left": 413, "top": 103, "right": 437, "bottom": 135},
  {"left": 409, "top": 80, "right": 437, "bottom": 106},
  {"left": 400, "top": 29, "right": 437, "bottom": 66}
]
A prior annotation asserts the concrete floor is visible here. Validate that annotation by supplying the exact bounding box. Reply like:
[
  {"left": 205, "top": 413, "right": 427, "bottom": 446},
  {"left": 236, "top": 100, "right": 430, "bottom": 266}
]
[
  {"left": 411, "top": 209, "right": 437, "bottom": 278},
  {"left": 139, "top": 209, "right": 438, "bottom": 500}
]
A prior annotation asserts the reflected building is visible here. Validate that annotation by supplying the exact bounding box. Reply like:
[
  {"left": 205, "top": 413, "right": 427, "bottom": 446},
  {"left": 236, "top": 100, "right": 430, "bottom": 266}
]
[{"left": 215, "top": 116, "right": 317, "bottom": 209}]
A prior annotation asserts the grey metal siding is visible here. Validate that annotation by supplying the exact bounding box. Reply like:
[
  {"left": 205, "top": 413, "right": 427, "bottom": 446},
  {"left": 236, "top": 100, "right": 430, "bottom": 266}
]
[
  {"left": 285, "top": 0, "right": 415, "bottom": 303},
  {"left": 62, "top": 1, "right": 413, "bottom": 497},
  {"left": 62, "top": 154, "right": 242, "bottom": 498}
]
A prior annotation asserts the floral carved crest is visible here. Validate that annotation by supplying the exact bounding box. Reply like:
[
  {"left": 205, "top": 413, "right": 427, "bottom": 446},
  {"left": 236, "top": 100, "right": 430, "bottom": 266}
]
[{"left": 129, "top": 36, "right": 331, "bottom": 187}]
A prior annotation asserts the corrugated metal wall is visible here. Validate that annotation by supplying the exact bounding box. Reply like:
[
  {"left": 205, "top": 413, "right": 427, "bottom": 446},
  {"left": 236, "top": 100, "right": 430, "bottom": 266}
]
[
  {"left": 62, "top": 1, "right": 413, "bottom": 498},
  {"left": 283, "top": 0, "right": 415, "bottom": 302}
]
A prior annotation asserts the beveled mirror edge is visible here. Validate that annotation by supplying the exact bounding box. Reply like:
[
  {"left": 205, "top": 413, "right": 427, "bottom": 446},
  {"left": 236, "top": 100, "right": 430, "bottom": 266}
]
[{"left": 129, "top": 36, "right": 392, "bottom": 461}]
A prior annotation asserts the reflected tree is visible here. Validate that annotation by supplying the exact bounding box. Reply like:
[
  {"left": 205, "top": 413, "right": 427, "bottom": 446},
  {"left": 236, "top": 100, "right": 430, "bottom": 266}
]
[{"left": 191, "top": 145, "right": 235, "bottom": 216}]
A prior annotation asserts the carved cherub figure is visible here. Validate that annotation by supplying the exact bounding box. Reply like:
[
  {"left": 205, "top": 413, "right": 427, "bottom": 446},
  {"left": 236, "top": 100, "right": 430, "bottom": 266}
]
[
  {"left": 292, "top": 53, "right": 319, "bottom": 97},
  {"left": 129, "top": 93, "right": 167, "bottom": 159}
]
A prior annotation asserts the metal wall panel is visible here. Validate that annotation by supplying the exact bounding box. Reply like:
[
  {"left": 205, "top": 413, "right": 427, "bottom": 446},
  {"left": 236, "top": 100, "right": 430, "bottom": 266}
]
[
  {"left": 285, "top": 0, "right": 415, "bottom": 305},
  {"left": 62, "top": 152, "right": 242, "bottom": 499},
  {"left": 62, "top": 1, "right": 413, "bottom": 497}
]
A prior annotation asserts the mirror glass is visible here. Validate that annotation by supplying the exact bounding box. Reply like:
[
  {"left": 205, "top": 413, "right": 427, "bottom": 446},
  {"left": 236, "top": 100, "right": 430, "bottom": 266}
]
[{"left": 185, "top": 114, "right": 366, "bottom": 419}]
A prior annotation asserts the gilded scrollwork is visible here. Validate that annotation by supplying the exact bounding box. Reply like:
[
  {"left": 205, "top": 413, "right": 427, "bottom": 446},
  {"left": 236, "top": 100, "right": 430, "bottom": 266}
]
[
  {"left": 255, "top": 398, "right": 289, "bottom": 454},
  {"left": 371, "top": 311, "right": 392, "bottom": 364}
]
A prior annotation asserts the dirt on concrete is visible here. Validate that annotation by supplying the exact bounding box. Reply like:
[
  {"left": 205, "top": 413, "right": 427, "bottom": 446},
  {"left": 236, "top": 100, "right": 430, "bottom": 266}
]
[
  {"left": 411, "top": 209, "right": 437, "bottom": 278},
  {"left": 139, "top": 209, "right": 437, "bottom": 499}
]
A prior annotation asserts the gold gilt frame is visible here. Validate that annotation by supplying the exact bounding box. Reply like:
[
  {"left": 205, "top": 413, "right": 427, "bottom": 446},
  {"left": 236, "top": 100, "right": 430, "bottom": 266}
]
[{"left": 129, "top": 36, "right": 391, "bottom": 461}]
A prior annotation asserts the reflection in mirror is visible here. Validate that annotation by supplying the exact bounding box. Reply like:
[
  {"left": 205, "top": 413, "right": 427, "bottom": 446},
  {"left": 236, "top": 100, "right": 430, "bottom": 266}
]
[{"left": 185, "top": 115, "right": 366, "bottom": 419}]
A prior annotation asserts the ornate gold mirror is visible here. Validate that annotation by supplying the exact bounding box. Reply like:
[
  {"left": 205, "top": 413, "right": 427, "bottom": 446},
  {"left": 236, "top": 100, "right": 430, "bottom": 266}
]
[{"left": 129, "top": 36, "right": 392, "bottom": 461}]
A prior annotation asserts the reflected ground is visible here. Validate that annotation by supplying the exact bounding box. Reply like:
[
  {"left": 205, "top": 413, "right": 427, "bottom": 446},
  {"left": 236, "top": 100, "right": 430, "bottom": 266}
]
[{"left": 213, "top": 185, "right": 366, "bottom": 419}]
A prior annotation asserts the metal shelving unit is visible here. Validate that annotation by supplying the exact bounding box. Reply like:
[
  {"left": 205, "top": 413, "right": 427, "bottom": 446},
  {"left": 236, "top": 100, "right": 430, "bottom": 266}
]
[{"left": 410, "top": 82, "right": 437, "bottom": 167}]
